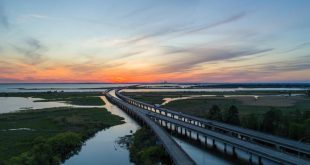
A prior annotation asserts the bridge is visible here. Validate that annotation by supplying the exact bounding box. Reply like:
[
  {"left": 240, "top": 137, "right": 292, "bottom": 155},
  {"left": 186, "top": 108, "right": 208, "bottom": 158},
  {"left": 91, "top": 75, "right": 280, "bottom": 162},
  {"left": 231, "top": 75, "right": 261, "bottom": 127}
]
[
  {"left": 105, "top": 90, "right": 196, "bottom": 165},
  {"left": 111, "top": 89, "right": 310, "bottom": 165}
]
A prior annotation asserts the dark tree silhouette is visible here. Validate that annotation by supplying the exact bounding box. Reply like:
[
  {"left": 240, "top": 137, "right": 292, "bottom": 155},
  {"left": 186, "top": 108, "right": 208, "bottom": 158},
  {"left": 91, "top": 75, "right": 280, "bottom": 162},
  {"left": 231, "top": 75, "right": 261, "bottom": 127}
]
[
  {"left": 207, "top": 105, "right": 222, "bottom": 121},
  {"left": 224, "top": 105, "right": 240, "bottom": 126}
]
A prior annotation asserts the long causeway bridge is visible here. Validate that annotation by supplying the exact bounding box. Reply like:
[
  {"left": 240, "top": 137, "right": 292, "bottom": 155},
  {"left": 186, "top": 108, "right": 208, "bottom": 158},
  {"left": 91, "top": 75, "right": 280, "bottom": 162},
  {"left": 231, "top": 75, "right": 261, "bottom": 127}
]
[
  {"left": 105, "top": 89, "right": 310, "bottom": 165},
  {"left": 105, "top": 90, "right": 196, "bottom": 165}
]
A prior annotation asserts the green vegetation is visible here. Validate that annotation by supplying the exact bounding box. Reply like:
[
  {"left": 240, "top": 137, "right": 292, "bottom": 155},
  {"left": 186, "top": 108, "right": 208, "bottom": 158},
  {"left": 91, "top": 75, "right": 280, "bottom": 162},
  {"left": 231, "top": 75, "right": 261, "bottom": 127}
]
[
  {"left": 0, "top": 107, "right": 124, "bottom": 164},
  {"left": 122, "top": 90, "right": 307, "bottom": 104},
  {"left": 0, "top": 92, "right": 105, "bottom": 106},
  {"left": 123, "top": 91, "right": 310, "bottom": 142},
  {"left": 223, "top": 105, "right": 240, "bottom": 126},
  {"left": 129, "top": 127, "right": 171, "bottom": 165},
  {"left": 35, "top": 96, "right": 105, "bottom": 106},
  {"left": 307, "top": 90, "right": 310, "bottom": 97},
  {"left": 207, "top": 105, "right": 222, "bottom": 121}
]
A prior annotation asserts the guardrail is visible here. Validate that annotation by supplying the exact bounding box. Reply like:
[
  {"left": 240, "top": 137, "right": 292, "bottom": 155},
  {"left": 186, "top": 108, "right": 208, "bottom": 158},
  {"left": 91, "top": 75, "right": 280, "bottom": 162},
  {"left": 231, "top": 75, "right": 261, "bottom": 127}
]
[
  {"left": 116, "top": 89, "right": 310, "bottom": 160},
  {"left": 105, "top": 91, "right": 196, "bottom": 165}
]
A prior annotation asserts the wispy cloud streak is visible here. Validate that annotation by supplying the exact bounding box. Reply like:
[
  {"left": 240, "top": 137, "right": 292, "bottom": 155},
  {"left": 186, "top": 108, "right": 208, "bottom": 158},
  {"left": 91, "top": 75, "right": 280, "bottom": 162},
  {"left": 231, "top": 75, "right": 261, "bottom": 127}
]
[
  {"left": 14, "top": 37, "right": 47, "bottom": 65},
  {"left": 0, "top": 2, "right": 9, "bottom": 29}
]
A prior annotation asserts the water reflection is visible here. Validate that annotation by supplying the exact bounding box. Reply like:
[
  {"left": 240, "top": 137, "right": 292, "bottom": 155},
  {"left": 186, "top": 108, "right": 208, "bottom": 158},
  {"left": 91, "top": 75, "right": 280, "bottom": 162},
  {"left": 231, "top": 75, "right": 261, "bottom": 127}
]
[
  {"left": 173, "top": 138, "right": 235, "bottom": 165},
  {"left": 0, "top": 97, "right": 70, "bottom": 113},
  {"left": 63, "top": 96, "right": 140, "bottom": 165},
  {"left": 0, "top": 97, "right": 105, "bottom": 114},
  {"left": 162, "top": 95, "right": 216, "bottom": 105},
  {"left": 122, "top": 88, "right": 306, "bottom": 93}
]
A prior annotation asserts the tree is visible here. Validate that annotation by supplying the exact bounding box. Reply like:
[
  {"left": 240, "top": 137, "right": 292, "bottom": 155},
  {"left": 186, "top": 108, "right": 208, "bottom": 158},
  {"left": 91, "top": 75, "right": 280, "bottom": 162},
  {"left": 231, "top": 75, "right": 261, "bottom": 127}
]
[
  {"left": 288, "top": 123, "right": 304, "bottom": 139},
  {"left": 207, "top": 105, "right": 222, "bottom": 121},
  {"left": 224, "top": 105, "right": 240, "bottom": 126},
  {"left": 262, "top": 108, "right": 282, "bottom": 133},
  {"left": 242, "top": 114, "right": 259, "bottom": 130},
  {"left": 306, "top": 90, "right": 310, "bottom": 97}
]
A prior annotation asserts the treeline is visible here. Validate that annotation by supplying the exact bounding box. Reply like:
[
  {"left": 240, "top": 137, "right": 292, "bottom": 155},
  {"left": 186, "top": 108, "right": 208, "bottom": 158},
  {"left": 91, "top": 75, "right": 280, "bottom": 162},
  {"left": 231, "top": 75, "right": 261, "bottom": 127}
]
[
  {"left": 8, "top": 132, "right": 82, "bottom": 165},
  {"left": 193, "top": 83, "right": 310, "bottom": 88},
  {"left": 129, "top": 127, "right": 172, "bottom": 165},
  {"left": 206, "top": 105, "right": 310, "bottom": 142}
]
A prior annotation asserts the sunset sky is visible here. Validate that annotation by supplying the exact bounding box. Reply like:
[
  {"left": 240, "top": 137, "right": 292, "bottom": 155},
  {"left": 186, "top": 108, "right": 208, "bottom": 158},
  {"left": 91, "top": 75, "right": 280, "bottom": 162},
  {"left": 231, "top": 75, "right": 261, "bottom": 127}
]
[{"left": 0, "top": 0, "right": 310, "bottom": 83}]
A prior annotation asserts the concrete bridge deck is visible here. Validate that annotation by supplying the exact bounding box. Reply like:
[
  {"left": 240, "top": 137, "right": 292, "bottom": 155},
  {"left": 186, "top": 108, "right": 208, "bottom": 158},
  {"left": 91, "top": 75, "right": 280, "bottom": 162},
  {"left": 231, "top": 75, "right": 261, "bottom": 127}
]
[
  {"left": 117, "top": 90, "right": 310, "bottom": 159},
  {"left": 105, "top": 91, "right": 196, "bottom": 165}
]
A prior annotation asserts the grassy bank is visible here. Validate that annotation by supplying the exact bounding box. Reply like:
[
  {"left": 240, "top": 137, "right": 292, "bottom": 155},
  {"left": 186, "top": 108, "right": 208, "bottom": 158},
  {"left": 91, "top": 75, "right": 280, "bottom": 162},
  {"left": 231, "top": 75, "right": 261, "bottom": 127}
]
[
  {"left": 0, "top": 107, "right": 124, "bottom": 164},
  {"left": 129, "top": 127, "right": 171, "bottom": 165},
  {"left": 0, "top": 92, "right": 105, "bottom": 106}
]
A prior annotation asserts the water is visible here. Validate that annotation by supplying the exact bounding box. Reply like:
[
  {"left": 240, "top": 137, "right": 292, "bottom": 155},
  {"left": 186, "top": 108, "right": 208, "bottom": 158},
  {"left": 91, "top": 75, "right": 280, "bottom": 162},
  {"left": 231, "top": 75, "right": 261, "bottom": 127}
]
[
  {"left": 0, "top": 97, "right": 71, "bottom": 113},
  {"left": 162, "top": 95, "right": 216, "bottom": 105},
  {"left": 174, "top": 138, "right": 234, "bottom": 165},
  {"left": 0, "top": 83, "right": 306, "bottom": 93},
  {"left": 0, "top": 83, "right": 134, "bottom": 93},
  {"left": 0, "top": 97, "right": 105, "bottom": 114},
  {"left": 63, "top": 96, "right": 140, "bottom": 165},
  {"left": 122, "top": 87, "right": 307, "bottom": 92}
]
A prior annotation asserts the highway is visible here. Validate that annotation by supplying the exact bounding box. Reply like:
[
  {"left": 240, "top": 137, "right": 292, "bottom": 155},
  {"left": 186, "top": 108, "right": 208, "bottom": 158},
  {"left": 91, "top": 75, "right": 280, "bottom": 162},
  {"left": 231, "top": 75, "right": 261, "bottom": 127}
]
[
  {"left": 116, "top": 89, "right": 310, "bottom": 159},
  {"left": 105, "top": 90, "right": 196, "bottom": 165},
  {"left": 114, "top": 89, "right": 310, "bottom": 165}
]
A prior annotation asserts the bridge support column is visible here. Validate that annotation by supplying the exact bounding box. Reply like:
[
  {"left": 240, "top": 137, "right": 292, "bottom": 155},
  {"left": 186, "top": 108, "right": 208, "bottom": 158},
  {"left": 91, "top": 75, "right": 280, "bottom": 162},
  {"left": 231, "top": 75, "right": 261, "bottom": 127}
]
[
  {"left": 224, "top": 143, "right": 227, "bottom": 154},
  {"left": 258, "top": 156, "right": 262, "bottom": 165},
  {"left": 232, "top": 146, "right": 236, "bottom": 157},
  {"left": 249, "top": 153, "right": 253, "bottom": 164},
  {"left": 212, "top": 139, "right": 216, "bottom": 149},
  {"left": 204, "top": 136, "right": 207, "bottom": 147},
  {"left": 196, "top": 133, "right": 199, "bottom": 142}
]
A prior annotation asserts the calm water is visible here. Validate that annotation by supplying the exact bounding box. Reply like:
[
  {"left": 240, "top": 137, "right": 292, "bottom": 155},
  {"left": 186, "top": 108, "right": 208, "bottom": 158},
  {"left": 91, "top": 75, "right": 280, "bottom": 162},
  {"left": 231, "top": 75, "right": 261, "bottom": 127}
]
[
  {"left": 174, "top": 138, "right": 234, "bottom": 165},
  {"left": 0, "top": 97, "right": 105, "bottom": 114},
  {"left": 0, "top": 97, "right": 71, "bottom": 113},
  {"left": 122, "top": 88, "right": 307, "bottom": 93},
  {"left": 0, "top": 83, "right": 306, "bottom": 93},
  {"left": 0, "top": 83, "right": 134, "bottom": 93},
  {"left": 63, "top": 96, "right": 140, "bottom": 165}
]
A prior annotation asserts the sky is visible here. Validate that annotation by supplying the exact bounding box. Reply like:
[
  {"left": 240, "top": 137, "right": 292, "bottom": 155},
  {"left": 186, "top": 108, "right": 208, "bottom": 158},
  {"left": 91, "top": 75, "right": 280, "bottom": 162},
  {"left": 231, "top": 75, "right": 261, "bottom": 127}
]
[{"left": 0, "top": 0, "right": 310, "bottom": 83}]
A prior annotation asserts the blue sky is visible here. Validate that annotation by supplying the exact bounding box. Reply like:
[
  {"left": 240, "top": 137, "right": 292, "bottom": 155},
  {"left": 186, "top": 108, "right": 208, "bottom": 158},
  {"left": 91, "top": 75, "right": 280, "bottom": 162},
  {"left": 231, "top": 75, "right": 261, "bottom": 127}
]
[{"left": 0, "top": 0, "right": 310, "bottom": 82}]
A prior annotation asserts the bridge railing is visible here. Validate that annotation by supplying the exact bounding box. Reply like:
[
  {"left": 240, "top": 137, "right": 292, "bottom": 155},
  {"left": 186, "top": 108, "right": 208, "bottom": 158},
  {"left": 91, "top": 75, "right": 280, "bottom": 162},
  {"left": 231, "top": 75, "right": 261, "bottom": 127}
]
[
  {"left": 113, "top": 90, "right": 310, "bottom": 165},
  {"left": 116, "top": 89, "right": 310, "bottom": 160},
  {"left": 105, "top": 91, "right": 196, "bottom": 165}
]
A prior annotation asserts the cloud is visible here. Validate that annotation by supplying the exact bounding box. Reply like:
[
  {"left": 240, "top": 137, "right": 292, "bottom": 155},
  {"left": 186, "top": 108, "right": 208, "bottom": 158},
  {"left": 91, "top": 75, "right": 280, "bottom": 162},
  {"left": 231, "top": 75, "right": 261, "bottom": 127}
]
[
  {"left": 14, "top": 37, "right": 47, "bottom": 65},
  {"left": 180, "top": 58, "right": 310, "bottom": 83},
  {"left": 282, "top": 42, "right": 310, "bottom": 53},
  {"left": 120, "top": 12, "right": 247, "bottom": 46},
  {"left": 180, "top": 12, "right": 246, "bottom": 35},
  {"left": 157, "top": 46, "right": 273, "bottom": 73},
  {"left": 0, "top": 1, "right": 9, "bottom": 29},
  {"left": 261, "top": 62, "right": 310, "bottom": 73}
]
